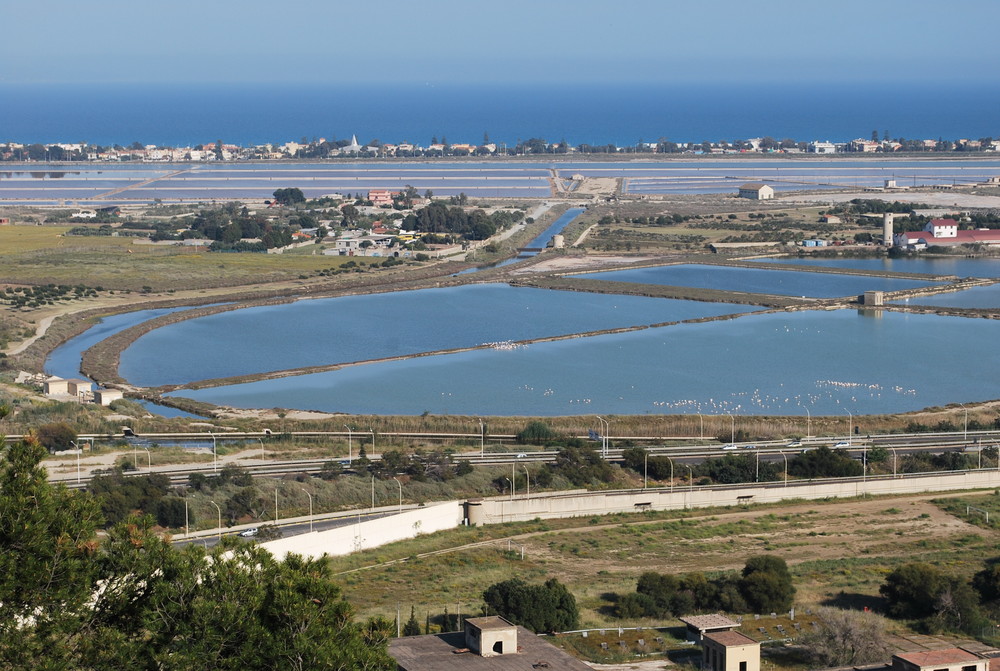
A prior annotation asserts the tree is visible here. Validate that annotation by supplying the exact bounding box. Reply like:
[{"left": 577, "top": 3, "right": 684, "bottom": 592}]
[
  {"left": 516, "top": 421, "right": 556, "bottom": 445},
  {"left": 32, "top": 421, "right": 78, "bottom": 452},
  {"left": 0, "top": 439, "right": 395, "bottom": 670},
  {"left": 402, "top": 605, "right": 422, "bottom": 636},
  {"left": 880, "top": 563, "right": 947, "bottom": 619},
  {"left": 740, "top": 555, "right": 795, "bottom": 613},
  {"left": 272, "top": 187, "right": 305, "bottom": 206},
  {"left": 801, "top": 607, "right": 891, "bottom": 667},
  {"left": 482, "top": 578, "right": 578, "bottom": 633}
]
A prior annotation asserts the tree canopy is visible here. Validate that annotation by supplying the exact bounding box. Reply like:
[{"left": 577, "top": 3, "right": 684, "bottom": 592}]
[
  {"left": 0, "top": 438, "right": 394, "bottom": 670},
  {"left": 482, "top": 578, "right": 578, "bottom": 633}
]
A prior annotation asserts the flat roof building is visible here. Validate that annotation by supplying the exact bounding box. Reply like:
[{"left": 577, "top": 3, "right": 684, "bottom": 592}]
[
  {"left": 388, "top": 616, "right": 592, "bottom": 671},
  {"left": 892, "top": 648, "right": 988, "bottom": 671},
  {"left": 680, "top": 614, "right": 741, "bottom": 642},
  {"left": 703, "top": 630, "right": 761, "bottom": 671}
]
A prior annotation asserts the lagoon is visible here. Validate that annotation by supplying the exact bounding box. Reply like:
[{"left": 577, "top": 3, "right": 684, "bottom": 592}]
[
  {"left": 576, "top": 264, "right": 937, "bottom": 297},
  {"left": 120, "top": 284, "right": 755, "bottom": 387},
  {"left": 756, "top": 256, "right": 1000, "bottom": 278},
  {"left": 169, "top": 309, "right": 1000, "bottom": 417}
]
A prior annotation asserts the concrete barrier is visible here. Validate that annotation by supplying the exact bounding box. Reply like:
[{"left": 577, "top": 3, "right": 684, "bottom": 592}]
[
  {"left": 262, "top": 501, "right": 464, "bottom": 560},
  {"left": 465, "top": 471, "right": 1000, "bottom": 525}
]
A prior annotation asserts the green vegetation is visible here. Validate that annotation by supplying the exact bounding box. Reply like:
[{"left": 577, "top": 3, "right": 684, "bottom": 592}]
[
  {"left": 482, "top": 577, "right": 579, "bottom": 633},
  {"left": 0, "top": 438, "right": 394, "bottom": 670}
]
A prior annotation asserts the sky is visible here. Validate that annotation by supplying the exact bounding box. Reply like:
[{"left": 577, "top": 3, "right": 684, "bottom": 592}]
[{"left": 1, "top": 0, "right": 998, "bottom": 86}]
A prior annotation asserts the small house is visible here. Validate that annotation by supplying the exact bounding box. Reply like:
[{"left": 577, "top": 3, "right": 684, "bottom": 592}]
[{"left": 738, "top": 183, "right": 774, "bottom": 200}]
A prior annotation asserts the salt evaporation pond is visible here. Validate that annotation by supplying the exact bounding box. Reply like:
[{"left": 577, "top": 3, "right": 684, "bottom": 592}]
[
  {"left": 756, "top": 256, "right": 1000, "bottom": 278},
  {"left": 576, "top": 264, "right": 936, "bottom": 297},
  {"left": 890, "top": 284, "right": 1000, "bottom": 309},
  {"left": 168, "top": 309, "right": 1000, "bottom": 416},
  {"left": 121, "top": 284, "right": 755, "bottom": 386}
]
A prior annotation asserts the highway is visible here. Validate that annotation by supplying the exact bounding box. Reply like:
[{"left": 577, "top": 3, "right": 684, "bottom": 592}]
[{"left": 40, "top": 428, "right": 1000, "bottom": 490}]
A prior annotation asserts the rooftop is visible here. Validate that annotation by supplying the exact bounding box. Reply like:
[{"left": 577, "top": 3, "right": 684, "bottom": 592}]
[
  {"left": 895, "top": 648, "right": 983, "bottom": 667},
  {"left": 389, "top": 626, "right": 592, "bottom": 671},
  {"left": 704, "top": 630, "right": 758, "bottom": 648},
  {"left": 680, "top": 614, "right": 741, "bottom": 631}
]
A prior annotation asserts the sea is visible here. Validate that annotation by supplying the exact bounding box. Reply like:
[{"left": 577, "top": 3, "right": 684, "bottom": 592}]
[{"left": 2, "top": 82, "right": 998, "bottom": 147}]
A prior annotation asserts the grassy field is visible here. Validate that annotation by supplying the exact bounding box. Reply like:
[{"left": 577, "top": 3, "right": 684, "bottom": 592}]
[
  {"left": 321, "top": 490, "right": 1000, "bottom": 641},
  {"left": 0, "top": 225, "right": 383, "bottom": 291}
]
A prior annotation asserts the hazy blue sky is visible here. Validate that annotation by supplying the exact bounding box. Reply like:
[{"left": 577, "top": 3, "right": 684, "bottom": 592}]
[{"left": 2, "top": 0, "right": 997, "bottom": 85}]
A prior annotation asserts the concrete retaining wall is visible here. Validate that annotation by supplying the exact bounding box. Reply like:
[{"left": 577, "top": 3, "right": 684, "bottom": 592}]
[
  {"left": 465, "top": 471, "right": 1000, "bottom": 525},
  {"left": 262, "top": 501, "right": 464, "bottom": 560}
]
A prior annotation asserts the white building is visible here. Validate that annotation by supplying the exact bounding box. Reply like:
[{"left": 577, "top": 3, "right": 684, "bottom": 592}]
[{"left": 738, "top": 183, "right": 774, "bottom": 200}]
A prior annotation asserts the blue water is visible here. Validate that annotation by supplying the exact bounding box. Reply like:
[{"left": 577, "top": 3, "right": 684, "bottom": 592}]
[
  {"left": 3, "top": 82, "right": 999, "bottom": 146},
  {"left": 119, "top": 285, "right": 755, "bottom": 386},
  {"left": 576, "top": 265, "right": 936, "bottom": 298},
  {"left": 891, "top": 284, "right": 1000, "bottom": 309},
  {"left": 46, "top": 305, "right": 227, "bottom": 379},
  {"left": 457, "top": 207, "right": 585, "bottom": 275},
  {"left": 168, "top": 309, "right": 1000, "bottom": 416},
  {"left": 757, "top": 257, "right": 1000, "bottom": 279}
]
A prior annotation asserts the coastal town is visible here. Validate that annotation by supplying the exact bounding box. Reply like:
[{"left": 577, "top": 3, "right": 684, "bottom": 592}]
[{"left": 3, "top": 132, "right": 1000, "bottom": 163}]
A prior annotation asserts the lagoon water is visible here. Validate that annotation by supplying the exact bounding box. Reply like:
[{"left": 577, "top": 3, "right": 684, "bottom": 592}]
[
  {"left": 576, "top": 265, "right": 936, "bottom": 298},
  {"left": 890, "top": 284, "right": 1000, "bottom": 309},
  {"left": 756, "top": 257, "right": 1000, "bottom": 278},
  {"left": 168, "top": 309, "right": 1000, "bottom": 416},
  {"left": 120, "top": 285, "right": 755, "bottom": 387}
]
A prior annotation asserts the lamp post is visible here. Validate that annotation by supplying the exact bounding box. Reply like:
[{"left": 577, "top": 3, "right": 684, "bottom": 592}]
[
  {"left": 344, "top": 425, "right": 352, "bottom": 461},
  {"left": 698, "top": 413, "right": 704, "bottom": 441},
  {"left": 275, "top": 488, "right": 279, "bottom": 523},
  {"left": 70, "top": 441, "right": 81, "bottom": 483},
  {"left": 805, "top": 406, "right": 811, "bottom": 438},
  {"left": 522, "top": 465, "right": 530, "bottom": 498},
  {"left": 210, "top": 432, "right": 217, "bottom": 472},
  {"left": 142, "top": 446, "right": 151, "bottom": 471},
  {"left": 505, "top": 477, "right": 513, "bottom": 501},
  {"left": 846, "top": 410, "right": 853, "bottom": 446},
  {"left": 184, "top": 499, "right": 189, "bottom": 538},
  {"left": 595, "top": 416, "right": 609, "bottom": 457},
  {"left": 369, "top": 427, "right": 376, "bottom": 453},
  {"left": 392, "top": 477, "right": 402, "bottom": 512},
  {"left": 755, "top": 447, "right": 760, "bottom": 482},
  {"left": 299, "top": 488, "right": 313, "bottom": 532},
  {"left": 478, "top": 418, "right": 485, "bottom": 457},
  {"left": 210, "top": 500, "right": 221, "bottom": 540},
  {"left": 889, "top": 446, "right": 898, "bottom": 478},
  {"left": 685, "top": 465, "right": 693, "bottom": 492},
  {"left": 726, "top": 412, "right": 735, "bottom": 445},
  {"left": 667, "top": 456, "right": 674, "bottom": 493},
  {"left": 780, "top": 451, "right": 788, "bottom": 486},
  {"left": 644, "top": 450, "right": 648, "bottom": 489},
  {"left": 960, "top": 403, "right": 968, "bottom": 442},
  {"left": 257, "top": 437, "right": 265, "bottom": 461}
]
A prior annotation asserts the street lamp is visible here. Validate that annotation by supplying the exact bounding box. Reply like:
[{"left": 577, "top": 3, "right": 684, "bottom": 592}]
[
  {"left": 210, "top": 500, "right": 222, "bottom": 540},
  {"left": 889, "top": 446, "right": 898, "bottom": 478},
  {"left": 780, "top": 451, "right": 788, "bottom": 486},
  {"left": 141, "top": 446, "right": 151, "bottom": 471},
  {"left": 344, "top": 425, "right": 352, "bottom": 461},
  {"left": 685, "top": 465, "right": 693, "bottom": 492},
  {"left": 505, "top": 477, "right": 513, "bottom": 501},
  {"left": 522, "top": 464, "right": 530, "bottom": 498},
  {"left": 959, "top": 403, "right": 968, "bottom": 442},
  {"left": 666, "top": 456, "right": 674, "bottom": 493},
  {"left": 804, "top": 406, "right": 811, "bottom": 438},
  {"left": 257, "top": 437, "right": 265, "bottom": 461},
  {"left": 643, "top": 450, "right": 648, "bottom": 489},
  {"left": 595, "top": 416, "right": 609, "bottom": 457},
  {"left": 755, "top": 447, "right": 760, "bottom": 482},
  {"left": 846, "top": 410, "right": 853, "bottom": 446},
  {"left": 210, "top": 432, "right": 217, "bottom": 472},
  {"left": 479, "top": 418, "right": 485, "bottom": 457},
  {"left": 299, "top": 488, "right": 313, "bottom": 532},
  {"left": 70, "top": 441, "right": 82, "bottom": 484},
  {"left": 369, "top": 427, "right": 376, "bottom": 452},
  {"left": 726, "top": 412, "right": 735, "bottom": 445},
  {"left": 392, "top": 477, "right": 402, "bottom": 513}
]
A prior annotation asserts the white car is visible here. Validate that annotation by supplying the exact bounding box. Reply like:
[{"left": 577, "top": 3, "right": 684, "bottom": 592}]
[
  {"left": 786, "top": 440, "right": 803, "bottom": 448},
  {"left": 832, "top": 441, "right": 850, "bottom": 448},
  {"left": 238, "top": 528, "right": 258, "bottom": 538},
  {"left": 721, "top": 444, "right": 738, "bottom": 451}
]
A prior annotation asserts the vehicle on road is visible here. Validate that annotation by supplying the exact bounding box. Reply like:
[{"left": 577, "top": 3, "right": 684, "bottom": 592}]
[
  {"left": 786, "top": 440, "right": 803, "bottom": 448},
  {"left": 832, "top": 441, "right": 850, "bottom": 448},
  {"left": 742, "top": 444, "right": 756, "bottom": 450},
  {"left": 721, "top": 445, "right": 738, "bottom": 451},
  {"left": 516, "top": 453, "right": 527, "bottom": 459},
  {"left": 238, "top": 528, "right": 258, "bottom": 538}
]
